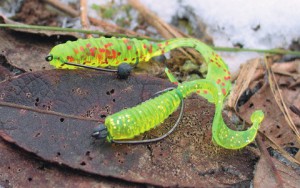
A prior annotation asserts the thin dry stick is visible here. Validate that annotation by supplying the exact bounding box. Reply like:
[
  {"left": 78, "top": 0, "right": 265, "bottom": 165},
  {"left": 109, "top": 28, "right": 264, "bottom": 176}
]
[
  {"left": 43, "top": 0, "right": 79, "bottom": 17},
  {"left": 79, "top": 0, "right": 92, "bottom": 38},
  {"left": 0, "top": 101, "right": 100, "bottom": 122},
  {"left": 256, "top": 133, "right": 284, "bottom": 188},
  {"left": 128, "top": 0, "right": 202, "bottom": 64},
  {"left": 43, "top": 0, "right": 138, "bottom": 36}
]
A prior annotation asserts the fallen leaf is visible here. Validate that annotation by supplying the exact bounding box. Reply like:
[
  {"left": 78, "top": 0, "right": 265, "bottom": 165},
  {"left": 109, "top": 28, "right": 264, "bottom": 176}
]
[
  {"left": 239, "top": 75, "right": 300, "bottom": 148},
  {"left": 0, "top": 29, "right": 55, "bottom": 71},
  {"left": 0, "top": 69, "right": 258, "bottom": 187},
  {"left": 237, "top": 61, "right": 300, "bottom": 165},
  {"left": 0, "top": 139, "right": 137, "bottom": 187}
]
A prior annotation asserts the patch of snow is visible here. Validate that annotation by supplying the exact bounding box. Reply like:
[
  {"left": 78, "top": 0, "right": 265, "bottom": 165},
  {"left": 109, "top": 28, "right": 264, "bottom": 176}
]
[
  {"left": 137, "top": 0, "right": 300, "bottom": 71},
  {"left": 82, "top": 0, "right": 300, "bottom": 71}
]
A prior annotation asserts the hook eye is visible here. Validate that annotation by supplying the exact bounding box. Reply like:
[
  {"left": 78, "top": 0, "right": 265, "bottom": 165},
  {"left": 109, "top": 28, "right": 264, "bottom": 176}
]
[{"left": 45, "top": 54, "right": 53, "bottom": 61}]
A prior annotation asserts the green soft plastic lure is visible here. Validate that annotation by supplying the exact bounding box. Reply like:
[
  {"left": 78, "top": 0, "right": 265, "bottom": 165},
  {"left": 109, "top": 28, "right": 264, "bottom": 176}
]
[
  {"left": 46, "top": 37, "right": 231, "bottom": 95},
  {"left": 93, "top": 76, "right": 264, "bottom": 149},
  {"left": 90, "top": 38, "right": 264, "bottom": 149}
]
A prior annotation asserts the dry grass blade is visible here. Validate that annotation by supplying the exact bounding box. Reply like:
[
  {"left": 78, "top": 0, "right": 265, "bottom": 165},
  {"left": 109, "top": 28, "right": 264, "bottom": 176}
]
[
  {"left": 43, "top": 0, "right": 79, "bottom": 17},
  {"left": 265, "top": 57, "right": 300, "bottom": 144},
  {"left": 264, "top": 58, "right": 300, "bottom": 163}
]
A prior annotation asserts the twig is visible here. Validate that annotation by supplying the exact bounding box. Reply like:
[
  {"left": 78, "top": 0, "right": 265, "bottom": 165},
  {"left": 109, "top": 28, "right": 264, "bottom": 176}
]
[
  {"left": 1, "top": 23, "right": 300, "bottom": 56},
  {"left": 214, "top": 46, "right": 300, "bottom": 56},
  {"left": 264, "top": 57, "right": 300, "bottom": 141},
  {"left": 0, "top": 23, "right": 154, "bottom": 40},
  {"left": 79, "top": 0, "right": 92, "bottom": 38},
  {"left": 43, "top": 0, "right": 79, "bottom": 17},
  {"left": 256, "top": 133, "right": 284, "bottom": 188},
  {"left": 0, "top": 101, "right": 100, "bottom": 122}
]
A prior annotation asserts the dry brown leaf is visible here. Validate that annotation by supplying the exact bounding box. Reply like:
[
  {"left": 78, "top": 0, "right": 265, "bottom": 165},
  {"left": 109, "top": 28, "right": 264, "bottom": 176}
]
[
  {"left": 239, "top": 73, "right": 300, "bottom": 148},
  {"left": 266, "top": 60, "right": 300, "bottom": 141},
  {"left": 237, "top": 61, "right": 300, "bottom": 165}
]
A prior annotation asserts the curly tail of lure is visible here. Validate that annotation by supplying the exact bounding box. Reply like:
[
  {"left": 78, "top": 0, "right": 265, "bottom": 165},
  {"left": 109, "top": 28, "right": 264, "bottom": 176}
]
[{"left": 165, "top": 68, "right": 264, "bottom": 149}]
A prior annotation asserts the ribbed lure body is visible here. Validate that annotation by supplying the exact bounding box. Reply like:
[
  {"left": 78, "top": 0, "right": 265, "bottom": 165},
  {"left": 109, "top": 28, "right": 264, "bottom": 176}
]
[
  {"left": 47, "top": 37, "right": 232, "bottom": 99},
  {"left": 48, "top": 37, "right": 160, "bottom": 69},
  {"left": 104, "top": 89, "right": 182, "bottom": 141},
  {"left": 104, "top": 79, "right": 229, "bottom": 142},
  {"left": 65, "top": 36, "right": 265, "bottom": 149}
]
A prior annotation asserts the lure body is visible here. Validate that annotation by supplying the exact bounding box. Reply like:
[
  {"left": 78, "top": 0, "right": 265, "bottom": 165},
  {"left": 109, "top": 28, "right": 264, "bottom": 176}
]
[
  {"left": 104, "top": 78, "right": 264, "bottom": 149},
  {"left": 104, "top": 79, "right": 216, "bottom": 141},
  {"left": 91, "top": 37, "right": 265, "bottom": 149},
  {"left": 104, "top": 89, "right": 182, "bottom": 141},
  {"left": 48, "top": 37, "right": 231, "bottom": 98},
  {"left": 48, "top": 37, "right": 157, "bottom": 69}
]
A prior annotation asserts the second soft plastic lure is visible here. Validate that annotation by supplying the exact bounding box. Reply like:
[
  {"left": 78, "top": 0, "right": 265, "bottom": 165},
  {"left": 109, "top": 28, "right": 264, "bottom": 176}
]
[
  {"left": 94, "top": 77, "right": 264, "bottom": 149},
  {"left": 46, "top": 37, "right": 231, "bottom": 98},
  {"left": 91, "top": 38, "right": 264, "bottom": 149}
]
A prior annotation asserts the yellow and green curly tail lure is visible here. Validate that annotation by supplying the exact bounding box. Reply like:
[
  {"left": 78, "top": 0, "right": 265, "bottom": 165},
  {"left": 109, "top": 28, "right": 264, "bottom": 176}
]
[{"left": 50, "top": 37, "right": 264, "bottom": 149}]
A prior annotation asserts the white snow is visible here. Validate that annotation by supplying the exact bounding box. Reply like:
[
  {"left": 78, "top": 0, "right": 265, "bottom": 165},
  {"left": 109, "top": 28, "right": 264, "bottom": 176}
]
[{"left": 139, "top": 0, "right": 300, "bottom": 71}]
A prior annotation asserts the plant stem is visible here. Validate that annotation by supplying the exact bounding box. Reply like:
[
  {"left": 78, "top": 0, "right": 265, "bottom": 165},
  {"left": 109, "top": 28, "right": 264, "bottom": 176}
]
[
  {"left": 0, "top": 23, "right": 157, "bottom": 41},
  {"left": 213, "top": 46, "right": 300, "bottom": 56},
  {"left": 1, "top": 23, "right": 300, "bottom": 55}
]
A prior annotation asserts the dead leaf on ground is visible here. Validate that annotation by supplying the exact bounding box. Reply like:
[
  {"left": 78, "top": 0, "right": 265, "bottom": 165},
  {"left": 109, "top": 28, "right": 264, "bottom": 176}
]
[
  {"left": 0, "top": 138, "right": 137, "bottom": 188},
  {"left": 236, "top": 61, "right": 300, "bottom": 160},
  {"left": 0, "top": 69, "right": 258, "bottom": 187},
  {"left": 0, "top": 29, "right": 77, "bottom": 72}
]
